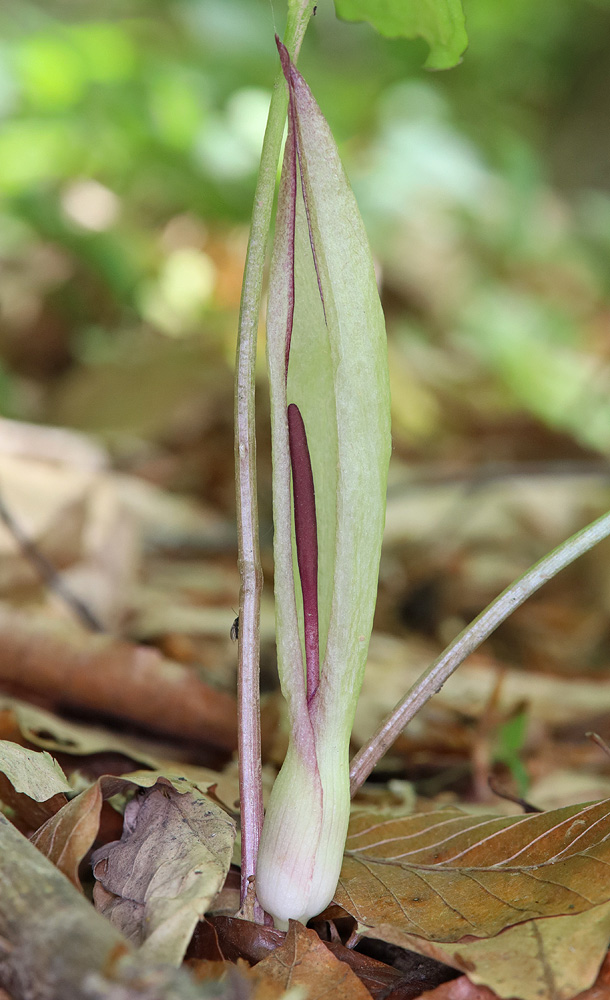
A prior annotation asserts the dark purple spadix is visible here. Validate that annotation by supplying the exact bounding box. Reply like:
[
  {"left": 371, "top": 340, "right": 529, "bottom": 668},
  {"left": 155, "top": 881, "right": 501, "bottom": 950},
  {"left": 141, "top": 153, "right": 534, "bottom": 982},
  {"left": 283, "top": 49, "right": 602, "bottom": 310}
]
[{"left": 287, "top": 401, "right": 319, "bottom": 702}]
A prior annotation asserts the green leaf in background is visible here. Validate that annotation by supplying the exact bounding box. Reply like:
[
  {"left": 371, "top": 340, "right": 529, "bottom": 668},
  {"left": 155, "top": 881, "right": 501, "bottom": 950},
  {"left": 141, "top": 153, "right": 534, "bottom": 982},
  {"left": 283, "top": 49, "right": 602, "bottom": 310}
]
[
  {"left": 494, "top": 710, "right": 530, "bottom": 797},
  {"left": 334, "top": 0, "right": 468, "bottom": 69}
]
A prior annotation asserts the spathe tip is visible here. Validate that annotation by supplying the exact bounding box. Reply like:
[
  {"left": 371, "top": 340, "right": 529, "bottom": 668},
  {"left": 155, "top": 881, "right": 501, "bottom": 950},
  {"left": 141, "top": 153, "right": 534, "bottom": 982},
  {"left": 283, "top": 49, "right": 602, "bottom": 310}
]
[{"left": 275, "top": 34, "right": 295, "bottom": 85}]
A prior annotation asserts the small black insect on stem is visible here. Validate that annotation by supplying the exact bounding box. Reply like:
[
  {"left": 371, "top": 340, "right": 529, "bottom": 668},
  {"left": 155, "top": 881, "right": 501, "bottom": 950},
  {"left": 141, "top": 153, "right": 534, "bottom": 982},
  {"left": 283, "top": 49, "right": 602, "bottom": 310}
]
[{"left": 230, "top": 615, "right": 239, "bottom": 641}]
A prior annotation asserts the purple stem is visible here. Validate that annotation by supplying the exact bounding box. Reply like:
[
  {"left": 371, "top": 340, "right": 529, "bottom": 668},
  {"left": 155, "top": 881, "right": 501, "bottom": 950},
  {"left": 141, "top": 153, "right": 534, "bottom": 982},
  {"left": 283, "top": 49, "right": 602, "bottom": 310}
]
[{"left": 287, "top": 402, "right": 320, "bottom": 703}]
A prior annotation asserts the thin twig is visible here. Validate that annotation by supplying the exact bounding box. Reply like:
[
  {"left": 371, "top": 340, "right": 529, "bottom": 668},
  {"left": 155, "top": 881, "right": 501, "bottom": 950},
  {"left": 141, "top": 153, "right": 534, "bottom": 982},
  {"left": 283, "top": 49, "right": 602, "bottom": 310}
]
[
  {"left": 587, "top": 732, "right": 610, "bottom": 760},
  {"left": 235, "top": 4, "right": 315, "bottom": 921},
  {"left": 350, "top": 509, "right": 610, "bottom": 795},
  {"left": 0, "top": 489, "right": 103, "bottom": 633}
]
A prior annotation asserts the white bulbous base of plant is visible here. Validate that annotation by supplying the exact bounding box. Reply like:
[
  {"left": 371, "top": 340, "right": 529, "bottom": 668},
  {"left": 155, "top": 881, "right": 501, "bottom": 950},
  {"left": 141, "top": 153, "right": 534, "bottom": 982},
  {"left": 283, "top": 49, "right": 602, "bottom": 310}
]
[{"left": 255, "top": 741, "right": 350, "bottom": 928}]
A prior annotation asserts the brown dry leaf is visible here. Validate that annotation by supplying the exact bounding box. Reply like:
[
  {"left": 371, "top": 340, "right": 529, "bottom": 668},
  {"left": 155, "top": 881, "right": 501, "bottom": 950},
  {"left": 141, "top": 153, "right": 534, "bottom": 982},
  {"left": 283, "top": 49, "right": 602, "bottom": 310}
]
[
  {"left": 252, "top": 922, "right": 373, "bottom": 999},
  {"left": 0, "top": 695, "right": 160, "bottom": 767},
  {"left": 190, "top": 958, "right": 293, "bottom": 999},
  {"left": 91, "top": 777, "right": 235, "bottom": 964},
  {"left": 335, "top": 803, "right": 610, "bottom": 1000},
  {"left": 201, "top": 914, "right": 416, "bottom": 1000},
  {"left": 10, "top": 694, "right": 260, "bottom": 817},
  {"left": 324, "top": 939, "right": 438, "bottom": 1000},
  {"left": 197, "top": 915, "right": 285, "bottom": 963},
  {"left": 335, "top": 802, "right": 610, "bottom": 941},
  {"left": 420, "top": 949, "right": 610, "bottom": 1000},
  {"left": 0, "top": 697, "right": 239, "bottom": 811},
  {"left": 123, "top": 767, "right": 241, "bottom": 818},
  {"left": 0, "top": 607, "right": 237, "bottom": 750},
  {"left": 0, "top": 773, "right": 66, "bottom": 833},
  {"left": 420, "top": 976, "right": 499, "bottom": 1000},
  {"left": 438, "top": 902, "right": 610, "bottom": 1000},
  {"left": 365, "top": 903, "right": 610, "bottom": 1000},
  {"left": 31, "top": 771, "right": 235, "bottom": 893},
  {"left": 31, "top": 780, "right": 103, "bottom": 889}
]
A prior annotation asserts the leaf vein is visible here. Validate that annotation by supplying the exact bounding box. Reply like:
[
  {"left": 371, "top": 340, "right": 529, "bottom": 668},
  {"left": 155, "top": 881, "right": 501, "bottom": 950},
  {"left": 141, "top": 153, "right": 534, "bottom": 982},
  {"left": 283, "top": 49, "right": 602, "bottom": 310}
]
[{"left": 355, "top": 857, "right": 432, "bottom": 936}]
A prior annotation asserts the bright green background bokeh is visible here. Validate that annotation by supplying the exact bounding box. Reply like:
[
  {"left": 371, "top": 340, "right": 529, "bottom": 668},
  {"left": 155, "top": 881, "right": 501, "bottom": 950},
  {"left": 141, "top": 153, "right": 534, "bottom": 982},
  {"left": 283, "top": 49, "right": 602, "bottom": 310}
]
[{"left": 1, "top": 0, "right": 610, "bottom": 458}]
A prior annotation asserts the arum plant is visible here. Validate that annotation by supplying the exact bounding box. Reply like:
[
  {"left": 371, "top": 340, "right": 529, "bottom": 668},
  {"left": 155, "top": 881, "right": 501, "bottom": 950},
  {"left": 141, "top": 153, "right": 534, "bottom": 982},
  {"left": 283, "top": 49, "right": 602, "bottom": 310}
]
[
  {"left": 234, "top": 0, "right": 471, "bottom": 929},
  {"left": 235, "top": 0, "right": 610, "bottom": 933},
  {"left": 254, "top": 41, "right": 391, "bottom": 927}
]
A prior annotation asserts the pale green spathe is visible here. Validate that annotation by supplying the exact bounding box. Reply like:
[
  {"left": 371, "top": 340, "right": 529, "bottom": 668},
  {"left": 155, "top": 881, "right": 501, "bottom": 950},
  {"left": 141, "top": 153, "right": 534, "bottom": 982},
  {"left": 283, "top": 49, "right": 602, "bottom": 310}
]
[{"left": 258, "top": 49, "right": 391, "bottom": 926}]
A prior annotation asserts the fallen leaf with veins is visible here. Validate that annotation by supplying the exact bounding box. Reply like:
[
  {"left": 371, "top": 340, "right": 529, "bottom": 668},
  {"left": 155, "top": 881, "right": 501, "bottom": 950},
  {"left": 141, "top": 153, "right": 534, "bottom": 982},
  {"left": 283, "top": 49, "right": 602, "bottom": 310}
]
[
  {"left": 336, "top": 801, "right": 610, "bottom": 940},
  {"left": 334, "top": 802, "right": 610, "bottom": 999},
  {"left": 92, "top": 777, "right": 235, "bottom": 965},
  {"left": 420, "top": 943, "right": 610, "bottom": 1000},
  {"left": 445, "top": 902, "right": 610, "bottom": 1000},
  {"left": 31, "top": 771, "right": 235, "bottom": 896},
  {"left": 198, "top": 915, "right": 442, "bottom": 1000},
  {"left": 252, "top": 921, "right": 373, "bottom": 999},
  {"left": 362, "top": 903, "right": 610, "bottom": 1000}
]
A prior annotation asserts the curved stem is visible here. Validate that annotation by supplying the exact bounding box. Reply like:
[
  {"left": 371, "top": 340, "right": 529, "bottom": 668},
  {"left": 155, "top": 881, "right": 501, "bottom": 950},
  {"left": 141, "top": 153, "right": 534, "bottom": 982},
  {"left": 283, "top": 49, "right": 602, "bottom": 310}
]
[
  {"left": 349, "top": 509, "right": 610, "bottom": 795},
  {"left": 235, "top": 2, "right": 315, "bottom": 921}
]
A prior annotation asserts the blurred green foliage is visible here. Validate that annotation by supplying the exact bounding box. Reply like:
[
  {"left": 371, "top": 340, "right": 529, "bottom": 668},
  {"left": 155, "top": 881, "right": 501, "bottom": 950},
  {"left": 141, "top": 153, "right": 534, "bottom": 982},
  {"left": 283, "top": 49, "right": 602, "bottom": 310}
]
[
  {"left": 494, "top": 710, "right": 530, "bottom": 797},
  {"left": 334, "top": 0, "right": 468, "bottom": 69},
  {"left": 1, "top": 0, "right": 610, "bottom": 460}
]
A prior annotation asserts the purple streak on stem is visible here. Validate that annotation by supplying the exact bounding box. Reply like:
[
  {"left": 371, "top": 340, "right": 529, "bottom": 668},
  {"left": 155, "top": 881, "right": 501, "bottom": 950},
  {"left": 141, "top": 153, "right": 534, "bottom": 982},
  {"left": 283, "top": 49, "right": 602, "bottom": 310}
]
[{"left": 287, "top": 402, "right": 320, "bottom": 703}]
